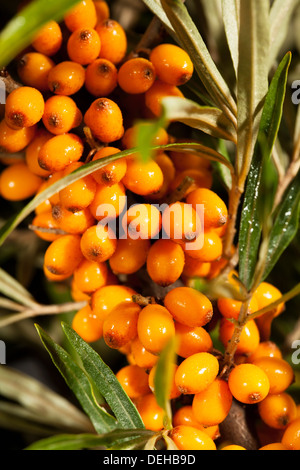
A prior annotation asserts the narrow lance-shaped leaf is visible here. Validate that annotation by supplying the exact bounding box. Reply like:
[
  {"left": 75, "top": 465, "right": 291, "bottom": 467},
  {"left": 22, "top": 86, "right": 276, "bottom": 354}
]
[
  {"left": 0, "top": 267, "right": 37, "bottom": 308},
  {"left": 61, "top": 322, "right": 144, "bottom": 430},
  {"left": 238, "top": 52, "right": 292, "bottom": 290},
  {"left": 221, "top": 0, "right": 239, "bottom": 77},
  {"left": 35, "top": 324, "right": 117, "bottom": 435}
]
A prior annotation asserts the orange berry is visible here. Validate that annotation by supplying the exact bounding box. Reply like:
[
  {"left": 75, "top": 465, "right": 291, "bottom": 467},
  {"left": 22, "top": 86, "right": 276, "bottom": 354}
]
[
  {"left": 121, "top": 124, "right": 169, "bottom": 150},
  {"left": 48, "top": 61, "right": 86, "bottom": 96},
  {"left": 182, "top": 254, "right": 211, "bottom": 279},
  {"left": 248, "top": 340, "right": 283, "bottom": 363},
  {"left": 38, "top": 133, "right": 84, "bottom": 172},
  {"left": 31, "top": 211, "right": 62, "bottom": 242},
  {"left": 122, "top": 203, "right": 162, "bottom": 240},
  {"left": 217, "top": 295, "right": 259, "bottom": 321},
  {"left": 228, "top": 363, "right": 270, "bottom": 404},
  {"left": 148, "top": 152, "right": 175, "bottom": 201},
  {"left": 170, "top": 168, "right": 213, "bottom": 195},
  {"left": 173, "top": 405, "right": 205, "bottom": 430},
  {"left": 122, "top": 157, "right": 164, "bottom": 196},
  {"left": 192, "top": 378, "right": 233, "bottom": 426},
  {"left": 67, "top": 27, "right": 101, "bottom": 65},
  {"left": 169, "top": 425, "right": 216, "bottom": 450},
  {"left": 64, "top": 0, "right": 98, "bottom": 32},
  {"left": 175, "top": 322, "right": 213, "bottom": 358},
  {"left": 58, "top": 162, "right": 97, "bottom": 212},
  {"left": 44, "top": 234, "right": 83, "bottom": 276},
  {"left": 95, "top": 19, "right": 127, "bottom": 64},
  {"left": 146, "top": 239, "right": 185, "bottom": 286},
  {"left": 148, "top": 363, "right": 181, "bottom": 399},
  {"left": 145, "top": 79, "right": 183, "bottom": 116},
  {"left": 183, "top": 230, "right": 223, "bottom": 263},
  {"left": 219, "top": 318, "right": 260, "bottom": 356},
  {"left": 137, "top": 304, "right": 175, "bottom": 355},
  {"left": 258, "top": 393, "right": 297, "bottom": 430},
  {"left": 89, "top": 182, "right": 126, "bottom": 221},
  {"left": 252, "top": 357, "right": 295, "bottom": 394},
  {"left": 162, "top": 202, "right": 201, "bottom": 244},
  {"left": 117, "top": 57, "right": 156, "bottom": 94},
  {"left": 52, "top": 204, "right": 95, "bottom": 234},
  {"left": 32, "top": 20, "right": 63, "bottom": 56},
  {"left": 170, "top": 148, "right": 212, "bottom": 172},
  {"left": 150, "top": 43, "right": 194, "bottom": 86},
  {"left": 281, "top": 417, "right": 300, "bottom": 450},
  {"left": 17, "top": 52, "right": 55, "bottom": 91},
  {"left": 109, "top": 238, "right": 151, "bottom": 275},
  {"left": 0, "top": 119, "right": 36, "bottom": 153},
  {"left": 72, "top": 304, "right": 103, "bottom": 343},
  {"left": 71, "top": 276, "right": 91, "bottom": 302},
  {"left": 222, "top": 445, "right": 246, "bottom": 450},
  {"left": 85, "top": 58, "right": 118, "bottom": 96},
  {"left": 91, "top": 284, "right": 137, "bottom": 321},
  {"left": 80, "top": 224, "right": 117, "bottom": 263},
  {"left": 164, "top": 286, "right": 213, "bottom": 328},
  {"left": 130, "top": 337, "right": 158, "bottom": 370},
  {"left": 186, "top": 188, "right": 228, "bottom": 231},
  {"left": 116, "top": 364, "right": 150, "bottom": 399},
  {"left": 175, "top": 352, "right": 219, "bottom": 395},
  {"left": 25, "top": 129, "right": 53, "bottom": 177},
  {"left": 5, "top": 86, "right": 44, "bottom": 130},
  {"left": 91, "top": 147, "right": 126, "bottom": 186},
  {"left": 42, "top": 95, "right": 82, "bottom": 136},
  {"left": 254, "top": 282, "right": 285, "bottom": 317},
  {"left": 43, "top": 265, "right": 72, "bottom": 282},
  {"left": 47, "top": 170, "right": 65, "bottom": 207},
  {"left": 102, "top": 301, "right": 141, "bottom": 349},
  {"left": 259, "top": 443, "right": 287, "bottom": 450},
  {"left": 84, "top": 97, "right": 124, "bottom": 143},
  {"left": 94, "top": 0, "right": 110, "bottom": 22},
  {"left": 0, "top": 162, "right": 42, "bottom": 201},
  {"left": 73, "top": 258, "right": 107, "bottom": 294},
  {"left": 135, "top": 393, "right": 165, "bottom": 432}
]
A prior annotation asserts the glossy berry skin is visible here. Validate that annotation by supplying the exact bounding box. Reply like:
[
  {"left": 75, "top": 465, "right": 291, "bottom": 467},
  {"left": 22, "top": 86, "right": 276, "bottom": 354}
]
[
  {"left": 80, "top": 224, "right": 117, "bottom": 263},
  {"left": 122, "top": 157, "right": 164, "bottom": 197},
  {"left": 95, "top": 19, "right": 127, "bottom": 64},
  {"left": 115, "top": 364, "right": 150, "bottom": 399},
  {"left": 73, "top": 258, "right": 108, "bottom": 294},
  {"left": 67, "top": 28, "right": 101, "bottom": 65},
  {"left": 89, "top": 182, "right": 126, "bottom": 221},
  {"left": 137, "top": 304, "right": 175, "bottom": 355},
  {"left": 91, "top": 147, "right": 126, "bottom": 186},
  {"left": 31, "top": 211, "right": 62, "bottom": 242},
  {"left": 281, "top": 418, "right": 300, "bottom": 450},
  {"left": 42, "top": 95, "right": 82, "bottom": 135},
  {"left": 122, "top": 203, "right": 162, "bottom": 240},
  {"left": 0, "top": 119, "right": 37, "bottom": 153},
  {"left": 109, "top": 238, "right": 150, "bottom": 275},
  {"left": 222, "top": 445, "right": 246, "bottom": 450},
  {"left": 164, "top": 286, "right": 213, "bottom": 328},
  {"left": 84, "top": 97, "right": 124, "bottom": 143},
  {"left": 43, "top": 234, "right": 83, "bottom": 276},
  {"left": 72, "top": 304, "right": 103, "bottom": 343},
  {"left": 0, "top": 162, "right": 42, "bottom": 201},
  {"left": 174, "top": 352, "right": 219, "bottom": 395},
  {"left": 5, "top": 86, "right": 44, "bottom": 129},
  {"left": 173, "top": 405, "right": 205, "bottom": 430},
  {"left": 184, "top": 229, "right": 223, "bottom": 263},
  {"left": 117, "top": 57, "right": 156, "bottom": 94},
  {"left": 145, "top": 80, "right": 183, "bottom": 116},
  {"left": 91, "top": 284, "right": 137, "bottom": 321},
  {"left": 150, "top": 43, "right": 194, "bottom": 86},
  {"left": 217, "top": 294, "right": 259, "bottom": 321},
  {"left": 135, "top": 393, "right": 165, "bottom": 432},
  {"left": 146, "top": 239, "right": 185, "bottom": 286},
  {"left": 258, "top": 392, "right": 297, "bottom": 430},
  {"left": 148, "top": 363, "right": 181, "bottom": 399},
  {"left": 52, "top": 204, "right": 95, "bottom": 235},
  {"left": 175, "top": 322, "right": 213, "bottom": 358},
  {"left": 228, "top": 363, "right": 270, "bottom": 405},
  {"left": 32, "top": 20, "right": 63, "bottom": 56},
  {"left": 85, "top": 58, "right": 118, "bottom": 96},
  {"left": 38, "top": 133, "right": 84, "bottom": 172},
  {"left": 248, "top": 340, "right": 283, "bottom": 363},
  {"left": 186, "top": 187, "right": 228, "bottom": 231},
  {"left": 252, "top": 357, "right": 295, "bottom": 394},
  {"left": 58, "top": 162, "right": 97, "bottom": 212},
  {"left": 219, "top": 318, "right": 260, "bottom": 356},
  {"left": 103, "top": 301, "right": 141, "bottom": 349},
  {"left": 64, "top": 0, "right": 98, "bottom": 32},
  {"left": 48, "top": 61, "right": 86, "bottom": 96},
  {"left": 192, "top": 378, "right": 233, "bottom": 426},
  {"left": 169, "top": 425, "right": 216, "bottom": 450},
  {"left": 161, "top": 202, "right": 201, "bottom": 244},
  {"left": 17, "top": 52, "right": 55, "bottom": 91},
  {"left": 129, "top": 337, "right": 158, "bottom": 370},
  {"left": 25, "top": 129, "right": 53, "bottom": 177}
]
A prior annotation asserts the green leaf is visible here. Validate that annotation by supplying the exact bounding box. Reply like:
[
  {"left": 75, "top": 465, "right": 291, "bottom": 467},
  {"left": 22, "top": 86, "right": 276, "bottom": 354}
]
[
  {"left": 236, "top": 0, "right": 270, "bottom": 179},
  {"left": 0, "top": 0, "right": 81, "bottom": 67},
  {"left": 61, "top": 322, "right": 145, "bottom": 430},
  {"left": 161, "top": 96, "right": 237, "bottom": 143},
  {"left": 238, "top": 52, "right": 292, "bottom": 290},
  {"left": 135, "top": 112, "right": 167, "bottom": 162},
  {"left": 35, "top": 324, "right": 117, "bottom": 435},
  {"left": 221, "top": 0, "right": 240, "bottom": 77},
  {"left": 0, "top": 267, "right": 37, "bottom": 308},
  {"left": 160, "top": 0, "right": 237, "bottom": 125}
]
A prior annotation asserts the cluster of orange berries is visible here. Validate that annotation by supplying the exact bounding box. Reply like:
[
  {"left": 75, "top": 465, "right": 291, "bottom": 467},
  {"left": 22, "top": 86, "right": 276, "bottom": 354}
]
[{"left": 0, "top": 0, "right": 299, "bottom": 451}]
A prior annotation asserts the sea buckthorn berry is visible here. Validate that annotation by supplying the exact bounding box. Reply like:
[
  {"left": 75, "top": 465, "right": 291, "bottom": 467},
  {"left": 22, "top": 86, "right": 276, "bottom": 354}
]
[
  {"left": 34, "top": 180, "right": 54, "bottom": 215},
  {"left": 170, "top": 148, "right": 212, "bottom": 172},
  {"left": 162, "top": 202, "right": 201, "bottom": 244},
  {"left": 145, "top": 80, "right": 184, "bottom": 117},
  {"left": 42, "top": 95, "right": 82, "bottom": 136},
  {"left": 5, "top": 87, "right": 44, "bottom": 129},
  {"left": 17, "top": 52, "right": 55, "bottom": 91},
  {"left": 192, "top": 378, "right": 233, "bottom": 426},
  {"left": 184, "top": 230, "right": 223, "bottom": 263},
  {"left": 91, "top": 284, "right": 137, "bottom": 320},
  {"left": 252, "top": 357, "right": 295, "bottom": 394},
  {"left": 73, "top": 258, "right": 107, "bottom": 294},
  {"left": 72, "top": 304, "right": 103, "bottom": 343},
  {"left": 117, "top": 57, "right": 156, "bottom": 94},
  {"left": 32, "top": 20, "right": 63, "bottom": 56},
  {"left": 25, "top": 129, "right": 53, "bottom": 177},
  {"left": 44, "top": 265, "right": 72, "bottom": 282},
  {"left": 89, "top": 182, "right": 126, "bottom": 221},
  {"left": 228, "top": 363, "right": 270, "bottom": 405},
  {"left": 67, "top": 28, "right": 101, "bottom": 65},
  {"left": 150, "top": 43, "right": 194, "bottom": 86},
  {"left": 80, "top": 224, "right": 117, "bottom": 263},
  {"left": 219, "top": 318, "right": 260, "bottom": 356},
  {"left": 0, "top": 119, "right": 37, "bottom": 153},
  {"left": 64, "top": 0, "right": 98, "bottom": 32},
  {"left": 281, "top": 417, "right": 300, "bottom": 450},
  {"left": 164, "top": 286, "right": 213, "bottom": 328},
  {"left": 148, "top": 363, "right": 181, "bottom": 399},
  {"left": 109, "top": 238, "right": 150, "bottom": 275},
  {"left": 31, "top": 211, "right": 62, "bottom": 242},
  {"left": 95, "top": 19, "right": 127, "bottom": 64},
  {"left": 222, "top": 445, "right": 246, "bottom": 450},
  {"left": 217, "top": 294, "right": 259, "bottom": 321},
  {"left": 129, "top": 336, "right": 159, "bottom": 370},
  {"left": 146, "top": 239, "right": 185, "bottom": 286},
  {"left": 48, "top": 61, "right": 86, "bottom": 96},
  {"left": 148, "top": 152, "right": 175, "bottom": 201},
  {"left": 122, "top": 203, "right": 162, "bottom": 240},
  {"left": 0, "top": 162, "right": 42, "bottom": 201},
  {"left": 121, "top": 124, "right": 169, "bottom": 150},
  {"left": 85, "top": 58, "right": 118, "bottom": 96},
  {"left": 122, "top": 157, "right": 164, "bottom": 196},
  {"left": 58, "top": 162, "right": 97, "bottom": 212},
  {"left": 254, "top": 282, "right": 285, "bottom": 341},
  {"left": 137, "top": 304, "right": 175, "bottom": 355},
  {"left": 248, "top": 340, "right": 283, "bottom": 363},
  {"left": 44, "top": 234, "right": 83, "bottom": 276},
  {"left": 182, "top": 254, "right": 211, "bottom": 279},
  {"left": 175, "top": 352, "right": 219, "bottom": 395},
  {"left": 102, "top": 301, "right": 141, "bottom": 349},
  {"left": 84, "top": 97, "right": 124, "bottom": 143},
  {"left": 258, "top": 393, "right": 297, "bottom": 430},
  {"left": 71, "top": 276, "right": 92, "bottom": 302},
  {"left": 170, "top": 168, "right": 213, "bottom": 196},
  {"left": 186, "top": 188, "right": 228, "bottom": 231},
  {"left": 175, "top": 322, "right": 213, "bottom": 358},
  {"left": 173, "top": 405, "right": 205, "bottom": 430},
  {"left": 169, "top": 425, "right": 216, "bottom": 450},
  {"left": 94, "top": 0, "right": 110, "bottom": 22},
  {"left": 116, "top": 364, "right": 150, "bottom": 399},
  {"left": 135, "top": 393, "right": 165, "bottom": 432},
  {"left": 91, "top": 147, "right": 126, "bottom": 186},
  {"left": 38, "top": 133, "right": 84, "bottom": 172}
]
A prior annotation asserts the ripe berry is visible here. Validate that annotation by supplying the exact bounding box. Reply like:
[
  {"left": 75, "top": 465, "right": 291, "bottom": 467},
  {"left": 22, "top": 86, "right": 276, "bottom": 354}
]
[
  {"left": 91, "top": 284, "right": 137, "bottom": 321},
  {"left": 169, "top": 425, "right": 216, "bottom": 450},
  {"left": 137, "top": 304, "right": 175, "bottom": 355},
  {"left": 146, "top": 239, "right": 185, "bottom": 286},
  {"left": 252, "top": 357, "right": 295, "bottom": 394},
  {"left": 64, "top": 0, "right": 98, "bottom": 32},
  {"left": 135, "top": 393, "right": 165, "bottom": 432},
  {"left": 95, "top": 19, "right": 127, "bottom": 64},
  {"left": 17, "top": 52, "right": 55, "bottom": 91},
  {"left": 85, "top": 58, "right": 118, "bottom": 96},
  {"left": 219, "top": 318, "right": 260, "bottom": 356},
  {"left": 80, "top": 224, "right": 117, "bottom": 263},
  {"left": 129, "top": 336, "right": 159, "bottom": 370},
  {"left": 32, "top": 20, "right": 63, "bottom": 57},
  {"left": 161, "top": 202, "right": 201, "bottom": 244},
  {"left": 73, "top": 258, "right": 108, "bottom": 294},
  {"left": 145, "top": 80, "right": 183, "bottom": 116},
  {"left": 174, "top": 352, "right": 219, "bottom": 394},
  {"left": 67, "top": 28, "right": 101, "bottom": 65},
  {"left": 48, "top": 61, "right": 86, "bottom": 96},
  {"left": 43, "top": 234, "right": 83, "bottom": 276},
  {"left": 91, "top": 147, "right": 126, "bottom": 186},
  {"left": 175, "top": 322, "right": 213, "bottom": 358},
  {"left": 148, "top": 363, "right": 181, "bottom": 399},
  {"left": 5, "top": 86, "right": 44, "bottom": 129},
  {"left": 122, "top": 124, "right": 169, "bottom": 150},
  {"left": 117, "top": 57, "right": 156, "bottom": 94},
  {"left": 52, "top": 204, "right": 95, "bottom": 234},
  {"left": 31, "top": 211, "right": 61, "bottom": 242},
  {"left": 217, "top": 294, "right": 259, "bottom": 321},
  {"left": 258, "top": 392, "right": 297, "bottom": 430},
  {"left": 84, "top": 97, "right": 124, "bottom": 143},
  {"left": 281, "top": 418, "right": 300, "bottom": 450},
  {"left": 109, "top": 238, "right": 150, "bottom": 275},
  {"left": 228, "top": 363, "right": 270, "bottom": 404},
  {"left": 122, "top": 203, "right": 162, "bottom": 240},
  {"left": 72, "top": 304, "right": 103, "bottom": 343},
  {"left": 150, "top": 43, "right": 194, "bottom": 86},
  {"left": 25, "top": 129, "right": 53, "bottom": 177},
  {"left": 38, "top": 133, "right": 84, "bottom": 172},
  {"left": 115, "top": 364, "right": 150, "bottom": 399},
  {"left": 42, "top": 95, "right": 82, "bottom": 135},
  {"left": 186, "top": 187, "right": 228, "bottom": 231},
  {"left": 58, "top": 162, "right": 97, "bottom": 212},
  {"left": 122, "top": 157, "right": 164, "bottom": 196},
  {"left": 183, "top": 229, "right": 223, "bottom": 263},
  {"left": 103, "top": 301, "right": 141, "bottom": 349},
  {"left": 89, "top": 181, "right": 126, "bottom": 221},
  {"left": 192, "top": 378, "right": 233, "bottom": 426},
  {"left": 0, "top": 119, "right": 37, "bottom": 153},
  {"left": 0, "top": 162, "right": 42, "bottom": 201}
]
